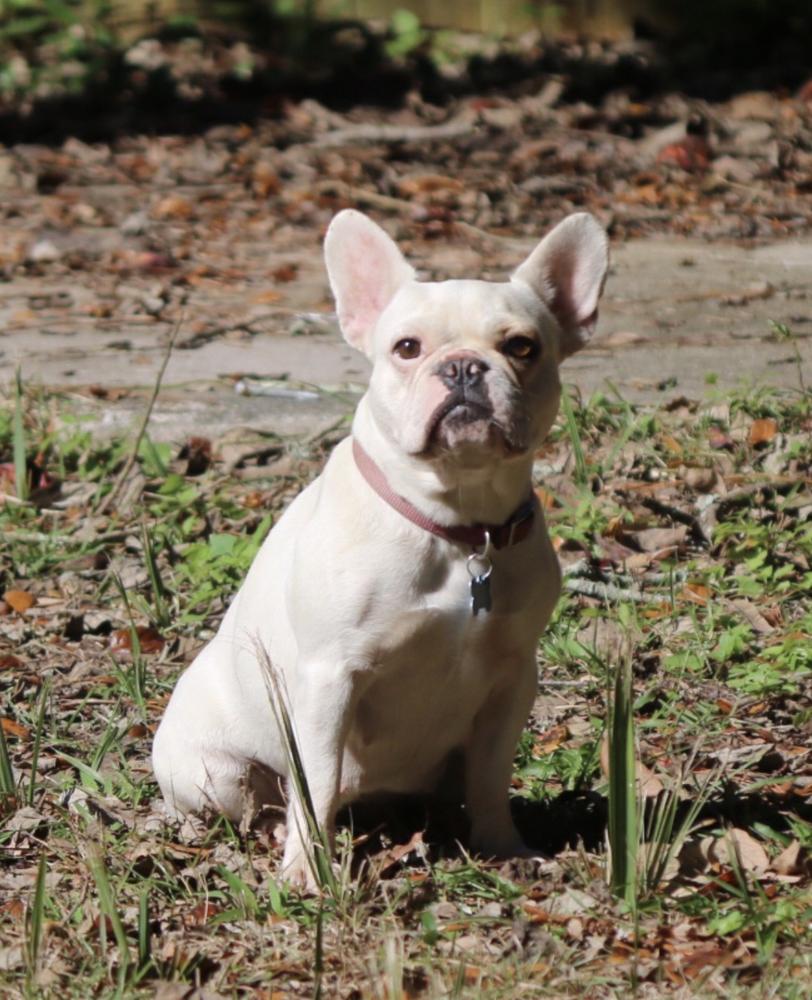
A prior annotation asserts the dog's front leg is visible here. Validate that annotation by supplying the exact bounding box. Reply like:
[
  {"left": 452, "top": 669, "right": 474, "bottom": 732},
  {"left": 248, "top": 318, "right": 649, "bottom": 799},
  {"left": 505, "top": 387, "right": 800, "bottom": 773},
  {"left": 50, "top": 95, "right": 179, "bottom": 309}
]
[
  {"left": 465, "top": 658, "right": 538, "bottom": 858},
  {"left": 279, "top": 668, "right": 356, "bottom": 891}
]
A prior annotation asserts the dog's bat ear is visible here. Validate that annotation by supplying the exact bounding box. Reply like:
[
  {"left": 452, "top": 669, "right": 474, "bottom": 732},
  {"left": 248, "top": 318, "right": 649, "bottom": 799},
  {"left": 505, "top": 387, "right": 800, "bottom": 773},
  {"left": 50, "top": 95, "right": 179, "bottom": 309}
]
[
  {"left": 324, "top": 210, "right": 416, "bottom": 354},
  {"left": 512, "top": 213, "right": 609, "bottom": 359}
]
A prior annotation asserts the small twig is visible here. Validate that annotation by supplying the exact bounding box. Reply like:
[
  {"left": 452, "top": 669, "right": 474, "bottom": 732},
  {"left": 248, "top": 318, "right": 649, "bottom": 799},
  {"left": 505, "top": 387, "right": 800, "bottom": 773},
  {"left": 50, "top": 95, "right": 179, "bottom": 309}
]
[
  {"left": 97, "top": 314, "right": 183, "bottom": 516},
  {"left": 538, "top": 679, "right": 593, "bottom": 688},
  {"left": 564, "top": 578, "right": 647, "bottom": 603},
  {"left": 451, "top": 219, "right": 525, "bottom": 249},
  {"left": 177, "top": 310, "right": 288, "bottom": 349},
  {"left": 310, "top": 118, "right": 475, "bottom": 148},
  {"left": 315, "top": 179, "right": 524, "bottom": 249},
  {"left": 563, "top": 558, "right": 688, "bottom": 587},
  {"left": 639, "top": 495, "right": 710, "bottom": 546},
  {"left": 717, "top": 478, "right": 811, "bottom": 512},
  {"left": 314, "top": 179, "right": 416, "bottom": 215}
]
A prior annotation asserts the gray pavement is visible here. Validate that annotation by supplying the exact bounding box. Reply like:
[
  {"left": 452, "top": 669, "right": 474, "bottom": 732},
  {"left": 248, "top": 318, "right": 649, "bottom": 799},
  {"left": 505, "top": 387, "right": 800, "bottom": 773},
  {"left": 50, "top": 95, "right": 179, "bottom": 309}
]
[{"left": 2, "top": 236, "right": 809, "bottom": 443}]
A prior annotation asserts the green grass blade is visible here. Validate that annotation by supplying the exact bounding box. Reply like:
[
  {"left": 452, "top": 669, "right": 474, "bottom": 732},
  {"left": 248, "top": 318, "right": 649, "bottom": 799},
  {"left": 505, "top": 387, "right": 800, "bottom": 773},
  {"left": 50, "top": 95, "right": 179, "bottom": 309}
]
[
  {"left": 607, "top": 658, "right": 638, "bottom": 909},
  {"left": 257, "top": 646, "right": 338, "bottom": 896},
  {"left": 219, "top": 866, "right": 259, "bottom": 919},
  {"left": 27, "top": 681, "right": 49, "bottom": 807},
  {"left": 13, "top": 366, "right": 28, "bottom": 501},
  {"left": 313, "top": 899, "right": 324, "bottom": 1000},
  {"left": 137, "top": 888, "right": 150, "bottom": 971},
  {"left": 54, "top": 750, "right": 107, "bottom": 793},
  {"left": 560, "top": 388, "right": 589, "bottom": 488},
  {"left": 86, "top": 844, "right": 131, "bottom": 975},
  {"left": 141, "top": 521, "right": 169, "bottom": 629},
  {"left": 26, "top": 852, "right": 48, "bottom": 974},
  {"left": 111, "top": 572, "right": 147, "bottom": 713},
  {"left": 0, "top": 719, "right": 17, "bottom": 800}
]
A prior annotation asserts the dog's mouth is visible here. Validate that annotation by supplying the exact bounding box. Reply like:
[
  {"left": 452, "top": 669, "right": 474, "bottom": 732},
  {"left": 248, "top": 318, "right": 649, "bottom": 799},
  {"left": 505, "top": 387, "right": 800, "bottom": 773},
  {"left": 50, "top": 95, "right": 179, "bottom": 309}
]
[
  {"left": 411, "top": 368, "right": 534, "bottom": 460},
  {"left": 425, "top": 392, "right": 523, "bottom": 455},
  {"left": 431, "top": 397, "right": 492, "bottom": 432}
]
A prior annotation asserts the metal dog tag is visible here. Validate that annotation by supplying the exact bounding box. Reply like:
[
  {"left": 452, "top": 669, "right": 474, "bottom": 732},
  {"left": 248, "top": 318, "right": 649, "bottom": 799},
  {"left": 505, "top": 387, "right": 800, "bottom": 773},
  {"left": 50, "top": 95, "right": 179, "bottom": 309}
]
[
  {"left": 467, "top": 530, "right": 493, "bottom": 617},
  {"left": 470, "top": 573, "right": 492, "bottom": 616}
]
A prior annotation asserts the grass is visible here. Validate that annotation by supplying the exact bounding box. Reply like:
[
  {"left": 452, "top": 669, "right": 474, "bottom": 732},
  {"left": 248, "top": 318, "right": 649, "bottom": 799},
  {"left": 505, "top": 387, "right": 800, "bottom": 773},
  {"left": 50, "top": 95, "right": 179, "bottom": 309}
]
[
  {"left": 12, "top": 367, "right": 27, "bottom": 503},
  {"left": 0, "top": 376, "right": 811, "bottom": 996},
  {"left": 607, "top": 657, "right": 637, "bottom": 910}
]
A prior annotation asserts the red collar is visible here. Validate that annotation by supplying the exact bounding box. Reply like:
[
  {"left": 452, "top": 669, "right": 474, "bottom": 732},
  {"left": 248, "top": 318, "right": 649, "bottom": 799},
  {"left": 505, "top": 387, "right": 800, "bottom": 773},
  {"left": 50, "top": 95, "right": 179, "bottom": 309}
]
[{"left": 352, "top": 439, "right": 537, "bottom": 550}]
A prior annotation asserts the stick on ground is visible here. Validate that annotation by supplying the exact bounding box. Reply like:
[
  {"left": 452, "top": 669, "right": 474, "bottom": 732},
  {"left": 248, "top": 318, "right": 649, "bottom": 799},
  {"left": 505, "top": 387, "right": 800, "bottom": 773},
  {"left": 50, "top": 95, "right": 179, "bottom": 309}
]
[{"left": 97, "top": 315, "right": 183, "bottom": 516}]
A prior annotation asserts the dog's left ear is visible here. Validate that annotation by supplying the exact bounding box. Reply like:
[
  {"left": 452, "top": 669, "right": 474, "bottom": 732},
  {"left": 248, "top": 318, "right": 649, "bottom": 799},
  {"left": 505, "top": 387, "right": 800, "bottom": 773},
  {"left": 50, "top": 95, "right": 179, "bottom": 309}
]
[
  {"left": 512, "top": 213, "right": 609, "bottom": 359},
  {"left": 324, "top": 209, "right": 416, "bottom": 354}
]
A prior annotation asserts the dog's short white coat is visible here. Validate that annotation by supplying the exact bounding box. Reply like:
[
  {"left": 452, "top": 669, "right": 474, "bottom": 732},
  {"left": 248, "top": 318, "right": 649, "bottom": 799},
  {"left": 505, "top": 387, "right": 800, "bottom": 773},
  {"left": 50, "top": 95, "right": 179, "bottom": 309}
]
[{"left": 152, "top": 209, "right": 609, "bottom": 888}]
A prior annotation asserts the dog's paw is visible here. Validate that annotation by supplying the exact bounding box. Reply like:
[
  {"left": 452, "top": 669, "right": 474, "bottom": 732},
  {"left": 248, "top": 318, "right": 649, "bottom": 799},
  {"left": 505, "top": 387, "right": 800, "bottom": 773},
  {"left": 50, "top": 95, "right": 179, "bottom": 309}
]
[{"left": 279, "top": 850, "right": 320, "bottom": 894}]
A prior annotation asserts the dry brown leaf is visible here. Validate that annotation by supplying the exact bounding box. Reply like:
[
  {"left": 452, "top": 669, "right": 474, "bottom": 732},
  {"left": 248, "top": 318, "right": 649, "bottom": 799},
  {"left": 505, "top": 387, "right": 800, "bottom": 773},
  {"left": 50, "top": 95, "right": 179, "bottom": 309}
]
[
  {"left": 637, "top": 762, "right": 665, "bottom": 798},
  {"left": 179, "top": 436, "right": 212, "bottom": 476},
  {"left": 624, "top": 525, "right": 688, "bottom": 553},
  {"left": 681, "top": 582, "right": 711, "bottom": 605},
  {"left": 566, "top": 917, "right": 584, "bottom": 940},
  {"left": 536, "top": 724, "right": 569, "bottom": 754},
  {"left": 397, "top": 174, "right": 465, "bottom": 199},
  {"left": 748, "top": 417, "right": 779, "bottom": 447},
  {"left": 656, "top": 135, "right": 711, "bottom": 172},
  {"left": 1, "top": 717, "right": 29, "bottom": 739},
  {"left": 729, "top": 597, "right": 775, "bottom": 634},
  {"left": 773, "top": 840, "right": 810, "bottom": 877},
  {"left": 183, "top": 900, "right": 224, "bottom": 927},
  {"left": 462, "top": 965, "right": 484, "bottom": 985},
  {"left": 682, "top": 466, "right": 718, "bottom": 491},
  {"left": 0, "top": 898, "right": 24, "bottom": 921},
  {"left": 2, "top": 590, "right": 35, "bottom": 613},
  {"left": 272, "top": 263, "right": 298, "bottom": 283},
  {"left": 110, "top": 626, "right": 165, "bottom": 655},
  {"left": 598, "top": 735, "right": 664, "bottom": 796},
  {"left": 153, "top": 195, "right": 194, "bottom": 220},
  {"left": 659, "top": 433, "right": 683, "bottom": 455},
  {"left": 709, "top": 829, "right": 769, "bottom": 873},
  {"left": 252, "top": 161, "right": 280, "bottom": 198},
  {"left": 250, "top": 289, "right": 283, "bottom": 305},
  {"left": 376, "top": 829, "right": 425, "bottom": 876},
  {"left": 674, "top": 943, "right": 738, "bottom": 981}
]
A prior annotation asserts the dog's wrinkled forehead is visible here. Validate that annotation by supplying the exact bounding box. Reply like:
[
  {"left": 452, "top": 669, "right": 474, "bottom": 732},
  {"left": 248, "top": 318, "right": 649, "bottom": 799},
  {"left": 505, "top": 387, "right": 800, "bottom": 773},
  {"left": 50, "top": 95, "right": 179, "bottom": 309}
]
[{"left": 374, "top": 279, "right": 545, "bottom": 355}]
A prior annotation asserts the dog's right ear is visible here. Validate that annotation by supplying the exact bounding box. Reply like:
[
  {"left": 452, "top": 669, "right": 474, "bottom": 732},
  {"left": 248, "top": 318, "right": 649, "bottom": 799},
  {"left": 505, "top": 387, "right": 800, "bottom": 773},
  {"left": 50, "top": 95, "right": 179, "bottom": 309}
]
[
  {"left": 512, "top": 213, "right": 609, "bottom": 359},
  {"left": 324, "top": 210, "right": 416, "bottom": 354}
]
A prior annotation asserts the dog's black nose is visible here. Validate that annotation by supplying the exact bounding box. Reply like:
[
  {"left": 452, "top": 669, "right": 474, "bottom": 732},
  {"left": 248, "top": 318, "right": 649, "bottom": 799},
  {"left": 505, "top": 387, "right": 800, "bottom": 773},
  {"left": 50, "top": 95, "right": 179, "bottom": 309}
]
[{"left": 436, "top": 355, "right": 490, "bottom": 390}]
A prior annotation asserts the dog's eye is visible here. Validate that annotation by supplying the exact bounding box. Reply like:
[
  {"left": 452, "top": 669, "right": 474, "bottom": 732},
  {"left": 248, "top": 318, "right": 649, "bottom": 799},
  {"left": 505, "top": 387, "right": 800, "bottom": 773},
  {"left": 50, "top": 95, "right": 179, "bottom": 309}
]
[
  {"left": 393, "top": 338, "right": 421, "bottom": 360},
  {"left": 501, "top": 336, "right": 539, "bottom": 361}
]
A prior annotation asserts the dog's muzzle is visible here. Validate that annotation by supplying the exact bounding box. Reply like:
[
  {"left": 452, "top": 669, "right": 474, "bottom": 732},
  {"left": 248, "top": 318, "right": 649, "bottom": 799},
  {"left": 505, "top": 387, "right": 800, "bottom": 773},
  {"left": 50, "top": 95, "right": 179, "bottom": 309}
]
[{"left": 430, "top": 353, "right": 493, "bottom": 433}]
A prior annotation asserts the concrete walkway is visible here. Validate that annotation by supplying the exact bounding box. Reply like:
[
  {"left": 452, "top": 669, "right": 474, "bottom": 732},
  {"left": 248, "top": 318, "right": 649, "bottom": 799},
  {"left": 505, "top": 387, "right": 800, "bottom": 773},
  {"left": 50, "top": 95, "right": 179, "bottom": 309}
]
[{"left": 2, "top": 236, "right": 810, "bottom": 443}]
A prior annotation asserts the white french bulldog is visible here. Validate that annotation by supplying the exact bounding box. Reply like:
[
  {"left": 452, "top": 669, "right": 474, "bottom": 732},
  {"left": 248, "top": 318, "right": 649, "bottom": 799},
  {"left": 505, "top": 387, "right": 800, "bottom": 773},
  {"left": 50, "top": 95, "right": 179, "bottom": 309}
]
[{"left": 152, "top": 209, "right": 608, "bottom": 889}]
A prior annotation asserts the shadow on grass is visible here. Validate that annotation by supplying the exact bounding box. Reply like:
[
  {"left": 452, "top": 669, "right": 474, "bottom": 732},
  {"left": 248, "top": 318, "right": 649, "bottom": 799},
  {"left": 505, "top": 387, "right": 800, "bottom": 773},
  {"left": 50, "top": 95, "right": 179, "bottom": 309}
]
[{"left": 338, "top": 782, "right": 812, "bottom": 872}]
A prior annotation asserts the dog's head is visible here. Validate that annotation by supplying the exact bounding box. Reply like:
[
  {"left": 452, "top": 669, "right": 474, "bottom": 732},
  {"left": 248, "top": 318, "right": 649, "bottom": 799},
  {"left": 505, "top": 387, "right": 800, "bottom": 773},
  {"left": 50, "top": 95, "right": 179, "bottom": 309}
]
[{"left": 325, "top": 210, "right": 608, "bottom": 469}]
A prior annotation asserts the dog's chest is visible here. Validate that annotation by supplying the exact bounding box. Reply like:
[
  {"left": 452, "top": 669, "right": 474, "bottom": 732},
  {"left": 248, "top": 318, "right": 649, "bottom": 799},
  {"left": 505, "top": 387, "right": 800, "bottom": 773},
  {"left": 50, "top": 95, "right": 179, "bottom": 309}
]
[
  {"left": 344, "top": 619, "right": 502, "bottom": 795},
  {"left": 339, "top": 552, "right": 550, "bottom": 797}
]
